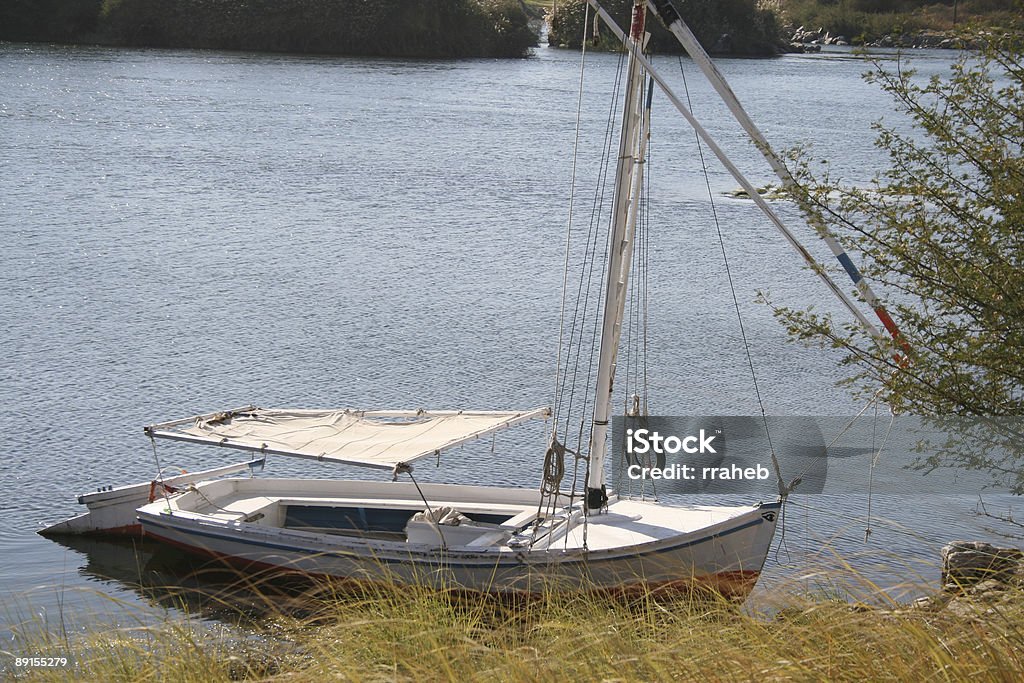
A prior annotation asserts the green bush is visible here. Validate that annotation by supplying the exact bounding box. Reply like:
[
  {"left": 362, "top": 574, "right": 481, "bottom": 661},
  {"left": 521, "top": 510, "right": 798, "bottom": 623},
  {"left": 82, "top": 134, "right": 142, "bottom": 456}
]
[
  {"left": 783, "top": 0, "right": 1022, "bottom": 41},
  {"left": 0, "top": 0, "right": 102, "bottom": 42},
  {"left": 2, "top": 0, "right": 537, "bottom": 58},
  {"left": 549, "top": 0, "right": 786, "bottom": 56}
]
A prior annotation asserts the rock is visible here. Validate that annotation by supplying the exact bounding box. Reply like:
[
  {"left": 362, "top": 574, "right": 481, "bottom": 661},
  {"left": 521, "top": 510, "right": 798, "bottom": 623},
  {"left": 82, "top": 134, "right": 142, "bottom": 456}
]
[
  {"left": 785, "top": 42, "right": 819, "bottom": 53},
  {"left": 945, "top": 595, "right": 990, "bottom": 619},
  {"left": 945, "top": 587, "right": 1020, "bottom": 620},
  {"left": 790, "top": 26, "right": 825, "bottom": 45},
  {"left": 911, "top": 594, "right": 950, "bottom": 611},
  {"left": 941, "top": 541, "right": 1024, "bottom": 593}
]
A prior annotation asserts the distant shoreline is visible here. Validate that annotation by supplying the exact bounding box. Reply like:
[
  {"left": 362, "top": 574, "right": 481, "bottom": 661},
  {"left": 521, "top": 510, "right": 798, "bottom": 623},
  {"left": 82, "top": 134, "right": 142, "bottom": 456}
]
[
  {"left": 2, "top": 1, "right": 1017, "bottom": 60},
  {"left": 0, "top": 0, "right": 539, "bottom": 60}
]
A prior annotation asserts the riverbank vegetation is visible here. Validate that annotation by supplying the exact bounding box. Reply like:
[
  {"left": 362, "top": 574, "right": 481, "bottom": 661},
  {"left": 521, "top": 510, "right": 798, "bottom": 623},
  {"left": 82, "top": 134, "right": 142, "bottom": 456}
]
[
  {"left": 7, "top": 578, "right": 1024, "bottom": 681},
  {"left": 780, "top": 0, "right": 1023, "bottom": 44},
  {"left": 0, "top": 0, "right": 537, "bottom": 58},
  {"left": 773, "top": 25, "right": 1024, "bottom": 488},
  {"left": 548, "top": 0, "right": 787, "bottom": 55},
  {"left": 3, "top": 0, "right": 1021, "bottom": 57}
]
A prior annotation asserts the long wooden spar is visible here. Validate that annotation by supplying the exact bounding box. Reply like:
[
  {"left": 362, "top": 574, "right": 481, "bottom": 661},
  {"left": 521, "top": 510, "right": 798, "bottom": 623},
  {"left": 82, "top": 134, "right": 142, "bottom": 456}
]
[{"left": 586, "top": 0, "right": 911, "bottom": 357}]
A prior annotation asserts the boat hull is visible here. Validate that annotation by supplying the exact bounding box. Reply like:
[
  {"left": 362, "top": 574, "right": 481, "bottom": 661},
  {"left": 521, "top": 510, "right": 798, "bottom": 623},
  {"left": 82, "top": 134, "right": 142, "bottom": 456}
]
[
  {"left": 137, "top": 482, "right": 779, "bottom": 599},
  {"left": 38, "top": 460, "right": 265, "bottom": 538}
]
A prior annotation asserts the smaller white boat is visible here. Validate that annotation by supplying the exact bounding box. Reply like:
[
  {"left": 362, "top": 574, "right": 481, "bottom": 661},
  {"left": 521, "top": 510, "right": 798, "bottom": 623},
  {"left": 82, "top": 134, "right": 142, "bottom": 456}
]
[{"left": 39, "top": 458, "right": 265, "bottom": 537}]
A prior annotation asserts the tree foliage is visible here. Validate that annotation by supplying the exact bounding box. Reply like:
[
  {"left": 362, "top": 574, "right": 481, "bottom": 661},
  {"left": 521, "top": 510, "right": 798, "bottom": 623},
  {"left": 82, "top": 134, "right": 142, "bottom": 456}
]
[
  {"left": 0, "top": 0, "right": 536, "bottom": 58},
  {"left": 548, "top": 0, "right": 785, "bottom": 56},
  {"left": 775, "top": 26, "right": 1024, "bottom": 490},
  {"left": 97, "top": 0, "right": 536, "bottom": 57},
  {"left": 783, "top": 0, "right": 1021, "bottom": 43},
  {"left": 0, "top": 0, "right": 102, "bottom": 42}
]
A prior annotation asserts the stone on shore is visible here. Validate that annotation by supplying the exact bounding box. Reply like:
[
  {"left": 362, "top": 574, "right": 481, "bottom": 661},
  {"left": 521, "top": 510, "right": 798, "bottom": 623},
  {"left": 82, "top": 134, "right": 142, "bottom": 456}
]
[{"left": 941, "top": 541, "right": 1024, "bottom": 593}]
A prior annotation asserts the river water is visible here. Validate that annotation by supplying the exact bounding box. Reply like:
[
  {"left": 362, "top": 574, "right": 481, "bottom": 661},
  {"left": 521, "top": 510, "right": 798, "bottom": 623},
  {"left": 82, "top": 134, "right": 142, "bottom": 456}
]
[{"left": 1, "top": 39, "right": 1020, "bottom": 631}]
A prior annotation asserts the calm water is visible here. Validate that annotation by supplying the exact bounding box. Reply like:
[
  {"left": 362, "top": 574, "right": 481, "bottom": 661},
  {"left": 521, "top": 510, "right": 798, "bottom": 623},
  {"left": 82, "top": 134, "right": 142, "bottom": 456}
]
[{"left": 1, "top": 40, "right": 1019, "bottom": 630}]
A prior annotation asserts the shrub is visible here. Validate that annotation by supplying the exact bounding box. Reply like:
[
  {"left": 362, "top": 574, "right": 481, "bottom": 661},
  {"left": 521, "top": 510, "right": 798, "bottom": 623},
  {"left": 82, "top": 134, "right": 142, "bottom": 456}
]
[{"left": 549, "top": 0, "right": 786, "bottom": 56}]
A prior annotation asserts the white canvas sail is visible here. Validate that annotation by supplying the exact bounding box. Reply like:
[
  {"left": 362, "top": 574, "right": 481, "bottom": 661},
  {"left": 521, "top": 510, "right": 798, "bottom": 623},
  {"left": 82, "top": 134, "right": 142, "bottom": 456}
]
[{"left": 146, "top": 407, "right": 549, "bottom": 470}]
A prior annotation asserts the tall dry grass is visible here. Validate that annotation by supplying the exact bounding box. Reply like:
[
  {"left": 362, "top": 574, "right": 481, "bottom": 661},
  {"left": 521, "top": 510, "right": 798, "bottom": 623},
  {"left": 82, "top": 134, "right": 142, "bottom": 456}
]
[{"left": 5, "top": 564, "right": 1024, "bottom": 682}]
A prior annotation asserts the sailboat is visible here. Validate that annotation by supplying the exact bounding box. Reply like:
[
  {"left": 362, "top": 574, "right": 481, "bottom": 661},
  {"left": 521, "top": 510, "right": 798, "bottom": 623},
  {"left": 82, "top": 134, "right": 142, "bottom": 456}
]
[{"left": 42, "top": 0, "right": 900, "bottom": 599}]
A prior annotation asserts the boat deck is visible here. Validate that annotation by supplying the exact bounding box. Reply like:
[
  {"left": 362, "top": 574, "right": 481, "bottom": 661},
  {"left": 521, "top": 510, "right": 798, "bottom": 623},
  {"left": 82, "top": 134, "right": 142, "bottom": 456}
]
[
  {"left": 163, "top": 478, "right": 762, "bottom": 553},
  {"left": 568, "top": 499, "right": 760, "bottom": 551}
]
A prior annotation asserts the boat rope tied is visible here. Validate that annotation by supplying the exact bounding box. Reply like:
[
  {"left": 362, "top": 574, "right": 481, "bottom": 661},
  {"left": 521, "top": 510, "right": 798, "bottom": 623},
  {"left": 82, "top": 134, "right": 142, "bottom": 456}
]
[
  {"left": 768, "top": 450, "right": 797, "bottom": 500},
  {"left": 541, "top": 438, "right": 568, "bottom": 495},
  {"left": 392, "top": 462, "right": 413, "bottom": 482},
  {"left": 186, "top": 484, "right": 235, "bottom": 513},
  {"left": 148, "top": 433, "right": 175, "bottom": 512},
  {"left": 393, "top": 462, "right": 447, "bottom": 551},
  {"left": 148, "top": 481, "right": 180, "bottom": 504}
]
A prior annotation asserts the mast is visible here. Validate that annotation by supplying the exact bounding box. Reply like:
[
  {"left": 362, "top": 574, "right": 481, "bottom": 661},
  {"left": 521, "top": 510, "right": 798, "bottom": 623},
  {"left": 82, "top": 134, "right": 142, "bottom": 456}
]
[{"left": 586, "top": 0, "right": 649, "bottom": 511}]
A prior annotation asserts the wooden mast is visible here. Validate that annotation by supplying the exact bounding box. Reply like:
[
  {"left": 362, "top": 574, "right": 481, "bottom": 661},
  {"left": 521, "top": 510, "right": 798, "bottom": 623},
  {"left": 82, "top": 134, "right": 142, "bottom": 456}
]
[{"left": 585, "top": 0, "right": 649, "bottom": 511}]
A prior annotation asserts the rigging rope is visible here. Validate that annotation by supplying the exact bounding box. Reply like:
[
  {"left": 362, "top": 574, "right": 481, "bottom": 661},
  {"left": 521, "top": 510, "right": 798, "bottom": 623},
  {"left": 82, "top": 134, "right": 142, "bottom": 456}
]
[
  {"left": 550, "top": 7, "right": 632, "bottom": 532},
  {"left": 148, "top": 434, "right": 174, "bottom": 511},
  {"left": 554, "top": 44, "right": 625, "bottom": 443},
  {"left": 393, "top": 463, "right": 447, "bottom": 551},
  {"left": 552, "top": 1, "right": 592, "bottom": 446},
  {"left": 677, "top": 58, "right": 789, "bottom": 500},
  {"left": 865, "top": 404, "right": 896, "bottom": 543}
]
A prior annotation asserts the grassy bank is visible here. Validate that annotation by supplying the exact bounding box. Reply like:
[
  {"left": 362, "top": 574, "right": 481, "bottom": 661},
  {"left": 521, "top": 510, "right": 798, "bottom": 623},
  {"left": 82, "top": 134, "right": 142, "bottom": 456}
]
[
  {"left": 0, "top": 0, "right": 537, "bottom": 58},
  {"left": 780, "top": 0, "right": 1022, "bottom": 44},
  {"left": 7, "top": 579, "right": 1024, "bottom": 681}
]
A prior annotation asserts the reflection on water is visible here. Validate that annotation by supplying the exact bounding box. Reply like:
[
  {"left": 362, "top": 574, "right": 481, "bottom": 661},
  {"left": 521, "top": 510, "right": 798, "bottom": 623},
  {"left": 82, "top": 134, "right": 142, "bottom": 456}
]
[{"left": 47, "top": 536, "right": 338, "bottom": 625}]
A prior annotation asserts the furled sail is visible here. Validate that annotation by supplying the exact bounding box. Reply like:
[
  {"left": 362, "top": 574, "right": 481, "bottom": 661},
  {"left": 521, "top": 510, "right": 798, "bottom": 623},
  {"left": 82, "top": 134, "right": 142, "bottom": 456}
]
[{"left": 145, "top": 406, "right": 550, "bottom": 470}]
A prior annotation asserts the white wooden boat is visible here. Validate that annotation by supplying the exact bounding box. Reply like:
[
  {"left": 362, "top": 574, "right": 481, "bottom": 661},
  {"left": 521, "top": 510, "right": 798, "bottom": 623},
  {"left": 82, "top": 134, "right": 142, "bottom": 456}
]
[
  {"left": 123, "top": 405, "right": 781, "bottom": 597},
  {"left": 43, "top": 0, "right": 902, "bottom": 599},
  {"left": 136, "top": 477, "right": 779, "bottom": 597}
]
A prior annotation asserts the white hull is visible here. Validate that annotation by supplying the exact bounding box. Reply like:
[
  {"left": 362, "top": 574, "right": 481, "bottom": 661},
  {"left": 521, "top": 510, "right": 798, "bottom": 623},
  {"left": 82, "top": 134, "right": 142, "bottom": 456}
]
[{"left": 137, "top": 478, "right": 779, "bottom": 598}]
